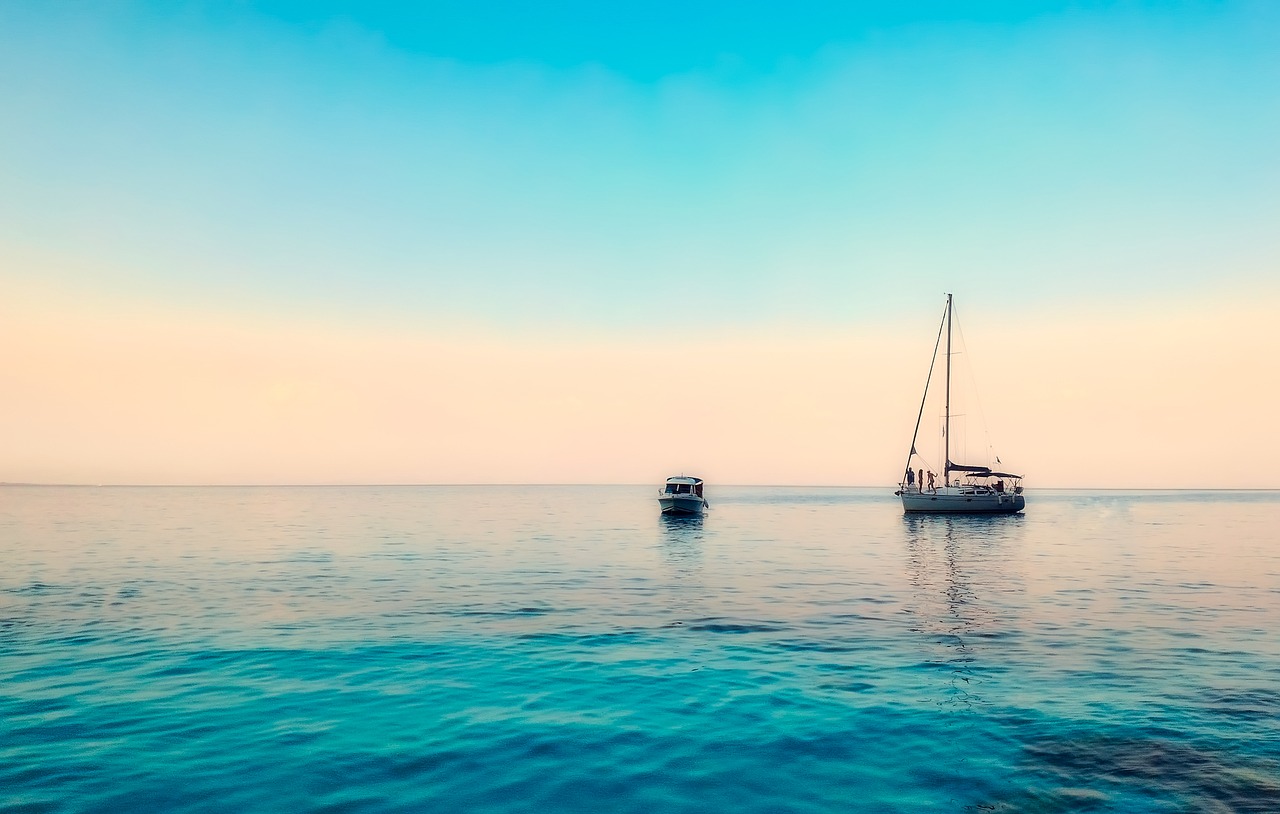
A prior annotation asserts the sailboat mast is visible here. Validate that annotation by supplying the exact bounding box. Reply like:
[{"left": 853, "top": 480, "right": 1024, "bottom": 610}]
[{"left": 944, "top": 293, "right": 952, "bottom": 484}]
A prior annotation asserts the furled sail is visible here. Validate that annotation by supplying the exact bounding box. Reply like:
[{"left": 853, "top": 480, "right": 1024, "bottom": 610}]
[{"left": 946, "top": 461, "right": 993, "bottom": 474}]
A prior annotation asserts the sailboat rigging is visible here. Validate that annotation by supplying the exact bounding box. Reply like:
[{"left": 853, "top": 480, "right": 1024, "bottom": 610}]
[{"left": 896, "top": 294, "right": 1026, "bottom": 514}]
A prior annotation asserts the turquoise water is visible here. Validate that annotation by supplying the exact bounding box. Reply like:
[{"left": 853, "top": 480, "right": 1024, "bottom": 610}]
[{"left": 2, "top": 486, "right": 1278, "bottom": 813}]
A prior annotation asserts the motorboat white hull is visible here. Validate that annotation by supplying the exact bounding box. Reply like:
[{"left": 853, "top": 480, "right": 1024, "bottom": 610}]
[
  {"left": 659, "top": 495, "right": 706, "bottom": 516},
  {"left": 900, "top": 488, "right": 1024, "bottom": 514}
]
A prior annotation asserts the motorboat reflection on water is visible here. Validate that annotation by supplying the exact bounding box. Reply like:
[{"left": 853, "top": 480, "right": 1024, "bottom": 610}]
[{"left": 659, "top": 476, "right": 708, "bottom": 516}]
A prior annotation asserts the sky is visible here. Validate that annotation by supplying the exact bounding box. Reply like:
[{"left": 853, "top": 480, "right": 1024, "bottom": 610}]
[{"left": 2, "top": 0, "right": 1278, "bottom": 487}]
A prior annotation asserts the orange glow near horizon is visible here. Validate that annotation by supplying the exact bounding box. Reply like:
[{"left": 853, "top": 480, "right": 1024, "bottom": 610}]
[{"left": 2, "top": 285, "right": 1276, "bottom": 488}]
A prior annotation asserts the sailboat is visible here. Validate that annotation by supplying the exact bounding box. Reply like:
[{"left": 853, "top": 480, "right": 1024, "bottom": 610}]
[{"left": 896, "top": 294, "right": 1025, "bottom": 514}]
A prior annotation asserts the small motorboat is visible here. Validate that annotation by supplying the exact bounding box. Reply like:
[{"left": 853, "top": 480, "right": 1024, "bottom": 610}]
[{"left": 658, "top": 476, "right": 708, "bottom": 516}]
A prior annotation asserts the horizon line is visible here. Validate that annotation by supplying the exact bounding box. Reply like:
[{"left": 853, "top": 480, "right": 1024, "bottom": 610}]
[{"left": 3, "top": 482, "right": 1278, "bottom": 491}]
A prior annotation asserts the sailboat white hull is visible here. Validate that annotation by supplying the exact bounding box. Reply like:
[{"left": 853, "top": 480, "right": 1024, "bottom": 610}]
[{"left": 901, "top": 488, "right": 1024, "bottom": 514}]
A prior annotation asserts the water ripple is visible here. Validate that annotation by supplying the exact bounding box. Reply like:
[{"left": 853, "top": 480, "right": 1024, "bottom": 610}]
[{"left": 0, "top": 485, "right": 1277, "bottom": 813}]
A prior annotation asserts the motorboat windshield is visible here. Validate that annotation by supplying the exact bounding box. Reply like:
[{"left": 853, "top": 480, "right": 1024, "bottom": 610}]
[{"left": 664, "top": 477, "right": 704, "bottom": 497}]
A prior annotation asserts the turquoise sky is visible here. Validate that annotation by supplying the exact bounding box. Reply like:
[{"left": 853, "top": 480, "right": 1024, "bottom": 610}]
[{"left": 3, "top": 1, "right": 1278, "bottom": 331}]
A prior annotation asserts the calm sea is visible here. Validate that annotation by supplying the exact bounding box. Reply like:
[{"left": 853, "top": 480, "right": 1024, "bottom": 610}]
[{"left": 2, "top": 486, "right": 1278, "bottom": 813}]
